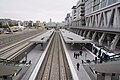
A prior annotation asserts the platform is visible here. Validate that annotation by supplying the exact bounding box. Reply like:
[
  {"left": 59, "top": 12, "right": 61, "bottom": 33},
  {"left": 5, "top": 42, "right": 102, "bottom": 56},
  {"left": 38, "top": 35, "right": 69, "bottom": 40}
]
[
  {"left": 60, "top": 29, "right": 92, "bottom": 43},
  {"left": 21, "top": 44, "right": 44, "bottom": 80},
  {"left": 29, "top": 29, "right": 54, "bottom": 43},
  {"left": 60, "top": 32, "right": 96, "bottom": 80}
]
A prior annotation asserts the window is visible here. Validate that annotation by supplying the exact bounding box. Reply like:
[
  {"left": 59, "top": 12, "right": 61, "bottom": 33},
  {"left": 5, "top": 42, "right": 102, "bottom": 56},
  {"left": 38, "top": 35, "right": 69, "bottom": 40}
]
[{"left": 108, "top": 0, "right": 118, "bottom": 5}]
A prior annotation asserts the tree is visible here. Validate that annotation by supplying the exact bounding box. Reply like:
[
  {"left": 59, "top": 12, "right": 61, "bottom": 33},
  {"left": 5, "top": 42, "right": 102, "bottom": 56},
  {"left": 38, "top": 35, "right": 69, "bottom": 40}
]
[{"left": 0, "top": 22, "right": 2, "bottom": 26}]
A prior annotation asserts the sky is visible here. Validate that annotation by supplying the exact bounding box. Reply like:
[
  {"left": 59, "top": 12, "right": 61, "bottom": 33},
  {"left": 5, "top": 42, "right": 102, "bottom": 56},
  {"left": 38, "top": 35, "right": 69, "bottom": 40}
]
[{"left": 0, "top": 0, "right": 78, "bottom": 22}]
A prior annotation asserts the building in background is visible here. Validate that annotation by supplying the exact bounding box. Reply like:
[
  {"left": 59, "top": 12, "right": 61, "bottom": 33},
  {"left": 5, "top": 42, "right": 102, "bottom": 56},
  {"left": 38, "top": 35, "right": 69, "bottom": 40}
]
[
  {"left": 36, "top": 21, "right": 41, "bottom": 27},
  {"left": 0, "top": 19, "right": 18, "bottom": 27},
  {"left": 67, "top": 0, "right": 120, "bottom": 53},
  {"left": 65, "top": 13, "right": 72, "bottom": 27},
  {"left": 71, "top": 0, "right": 85, "bottom": 27},
  {"left": 56, "top": 21, "right": 67, "bottom": 28},
  {"left": 46, "top": 19, "right": 56, "bottom": 28},
  {"left": 28, "top": 20, "right": 33, "bottom": 27},
  {"left": 69, "top": 0, "right": 120, "bottom": 28},
  {"left": 71, "top": 6, "right": 77, "bottom": 26},
  {"left": 36, "top": 21, "right": 45, "bottom": 28},
  {"left": 23, "top": 21, "right": 29, "bottom": 27}
]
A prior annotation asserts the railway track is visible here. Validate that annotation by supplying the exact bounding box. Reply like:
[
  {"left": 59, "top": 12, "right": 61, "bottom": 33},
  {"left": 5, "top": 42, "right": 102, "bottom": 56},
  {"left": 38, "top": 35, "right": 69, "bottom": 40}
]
[
  {"left": 0, "top": 30, "right": 46, "bottom": 60},
  {"left": 35, "top": 31, "right": 68, "bottom": 80}
]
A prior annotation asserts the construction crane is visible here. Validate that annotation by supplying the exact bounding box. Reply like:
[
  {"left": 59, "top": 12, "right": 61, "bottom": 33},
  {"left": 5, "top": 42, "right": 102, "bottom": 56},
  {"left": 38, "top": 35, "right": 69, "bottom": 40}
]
[{"left": 6, "top": 22, "right": 13, "bottom": 33}]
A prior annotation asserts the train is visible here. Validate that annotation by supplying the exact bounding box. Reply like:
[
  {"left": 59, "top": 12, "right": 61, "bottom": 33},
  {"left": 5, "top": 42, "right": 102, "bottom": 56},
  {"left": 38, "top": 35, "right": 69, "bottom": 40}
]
[{"left": 85, "top": 43, "right": 116, "bottom": 60}]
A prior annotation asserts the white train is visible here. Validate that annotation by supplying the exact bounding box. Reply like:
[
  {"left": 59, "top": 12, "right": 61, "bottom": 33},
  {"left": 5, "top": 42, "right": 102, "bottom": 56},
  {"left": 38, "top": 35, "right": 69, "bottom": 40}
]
[{"left": 85, "top": 43, "right": 116, "bottom": 60}]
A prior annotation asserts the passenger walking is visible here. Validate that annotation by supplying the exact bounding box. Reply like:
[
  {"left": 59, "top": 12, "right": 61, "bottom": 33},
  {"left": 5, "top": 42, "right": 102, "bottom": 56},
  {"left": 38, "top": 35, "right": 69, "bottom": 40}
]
[
  {"left": 80, "top": 51, "right": 82, "bottom": 56},
  {"left": 81, "top": 60, "right": 84, "bottom": 64},
  {"left": 75, "top": 53, "right": 77, "bottom": 59},
  {"left": 98, "top": 49, "right": 101, "bottom": 58},
  {"left": 100, "top": 57, "right": 103, "bottom": 63},
  {"left": 95, "top": 57, "right": 97, "bottom": 63},
  {"left": 29, "top": 60, "right": 31, "bottom": 64},
  {"left": 76, "top": 63, "right": 80, "bottom": 70},
  {"left": 74, "top": 52, "right": 75, "bottom": 58},
  {"left": 77, "top": 53, "right": 80, "bottom": 58}
]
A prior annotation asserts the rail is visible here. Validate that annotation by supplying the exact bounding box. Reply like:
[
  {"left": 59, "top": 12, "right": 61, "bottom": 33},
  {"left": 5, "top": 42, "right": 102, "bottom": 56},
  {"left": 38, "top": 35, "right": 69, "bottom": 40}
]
[
  {"left": 60, "top": 31, "right": 79, "bottom": 80},
  {"left": 28, "top": 31, "right": 55, "bottom": 80},
  {"left": 29, "top": 31, "right": 69, "bottom": 80},
  {"left": 35, "top": 31, "right": 68, "bottom": 80},
  {"left": 0, "top": 30, "right": 46, "bottom": 60},
  {"left": 0, "top": 29, "right": 46, "bottom": 48}
]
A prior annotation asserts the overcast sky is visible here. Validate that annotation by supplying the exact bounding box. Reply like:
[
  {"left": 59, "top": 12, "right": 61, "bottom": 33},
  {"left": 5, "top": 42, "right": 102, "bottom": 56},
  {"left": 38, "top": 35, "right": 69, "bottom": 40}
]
[{"left": 0, "top": 0, "right": 78, "bottom": 22}]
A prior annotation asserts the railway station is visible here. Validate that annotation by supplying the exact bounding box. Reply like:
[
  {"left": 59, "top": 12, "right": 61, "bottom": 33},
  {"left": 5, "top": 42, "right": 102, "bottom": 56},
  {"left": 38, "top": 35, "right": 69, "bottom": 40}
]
[
  {"left": 0, "top": 0, "right": 120, "bottom": 80},
  {"left": 0, "top": 28, "right": 120, "bottom": 80}
]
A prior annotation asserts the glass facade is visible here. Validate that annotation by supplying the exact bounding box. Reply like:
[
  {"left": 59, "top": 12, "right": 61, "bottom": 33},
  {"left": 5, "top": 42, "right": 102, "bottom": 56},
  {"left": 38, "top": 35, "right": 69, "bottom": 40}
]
[
  {"left": 85, "top": 0, "right": 119, "bottom": 15},
  {"left": 108, "top": 0, "right": 118, "bottom": 5}
]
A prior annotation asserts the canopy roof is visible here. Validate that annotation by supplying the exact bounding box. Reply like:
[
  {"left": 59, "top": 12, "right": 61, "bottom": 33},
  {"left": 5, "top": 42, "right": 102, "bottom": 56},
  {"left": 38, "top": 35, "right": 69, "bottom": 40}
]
[{"left": 60, "top": 29, "right": 92, "bottom": 43}]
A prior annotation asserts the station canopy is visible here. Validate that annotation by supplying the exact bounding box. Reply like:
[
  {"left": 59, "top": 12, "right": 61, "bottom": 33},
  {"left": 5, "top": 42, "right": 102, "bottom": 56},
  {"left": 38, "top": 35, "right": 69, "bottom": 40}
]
[
  {"left": 30, "top": 29, "right": 54, "bottom": 43},
  {"left": 0, "top": 64, "right": 21, "bottom": 76},
  {"left": 60, "top": 29, "right": 92, "bottom": 43}
]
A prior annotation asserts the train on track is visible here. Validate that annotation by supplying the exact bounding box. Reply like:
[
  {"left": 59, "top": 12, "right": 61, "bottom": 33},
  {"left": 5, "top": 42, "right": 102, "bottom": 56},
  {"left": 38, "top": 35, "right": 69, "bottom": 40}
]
[{"left": 85, "top": 43, "right": 116, "bottom": 60}]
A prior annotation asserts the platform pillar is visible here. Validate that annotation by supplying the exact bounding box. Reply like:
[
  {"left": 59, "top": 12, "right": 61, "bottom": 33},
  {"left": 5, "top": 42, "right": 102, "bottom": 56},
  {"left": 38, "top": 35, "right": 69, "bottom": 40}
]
[
  {"left": 99, "top": 33, "right": 106, "bottom": 46},
  {"left": 86, "top": 31, "right": 91, "bottom": 39},
  {"left": 92, "top": 32, "right": 97, "bottom": 41},
  {"left": 80, "top": 30, "right": 83, "bottom": 36},
  {"left": 83, "top": 30, "right": 86, "bottom": 37},
  {"left": 77, "top": 30, "right": 79, "bottom": 34},
  {"left": 110, "top": 34, "right": 120, "bottom": 51}
]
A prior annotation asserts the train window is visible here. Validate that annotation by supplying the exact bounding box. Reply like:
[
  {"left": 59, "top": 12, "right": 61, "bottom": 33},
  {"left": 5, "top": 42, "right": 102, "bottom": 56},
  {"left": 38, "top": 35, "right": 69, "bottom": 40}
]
[
  {"left": 92, "top": 47, "right": 95, "bottom": 54},
  {"left": 104, "top": 55, "right": 110, "bottom": 60},
  {"left": 92, "top": 47, "right": 98, "bottom": 55},
  {"left": 102, "top": 53, "right": 110, "bottom": 61}
]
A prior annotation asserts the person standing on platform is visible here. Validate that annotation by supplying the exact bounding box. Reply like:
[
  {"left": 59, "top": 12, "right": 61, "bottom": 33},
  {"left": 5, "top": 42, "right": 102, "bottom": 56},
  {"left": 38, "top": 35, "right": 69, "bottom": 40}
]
[
  {"left": 100, "top": 57, "right": 103, "bottom": 63},
  {"left": 77, "top": 63, "right": 80, "bottom": 70},
  {"left": 77, "top": 52, "right": 80, "bottom": 58},
  {"left": 95, "top": 57, "right": 97, "bottom": 63},
  {"left": 41, "top": 43, "right": 43, "bottom": 50},
  {"left": 80, "top": 51, "right": 82, "bottom": 56},
  {"left": 81, "top": 60, "right": 84, "bottom": 64},
  {"left": 74, "top": 52, "right": 75, "bottom": 58},
  {"left": 75, "top": 53, "right": 78, "bottom": 59},
  {"left": 29, "top": 60, "right": 31, "bottom": 64}
]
